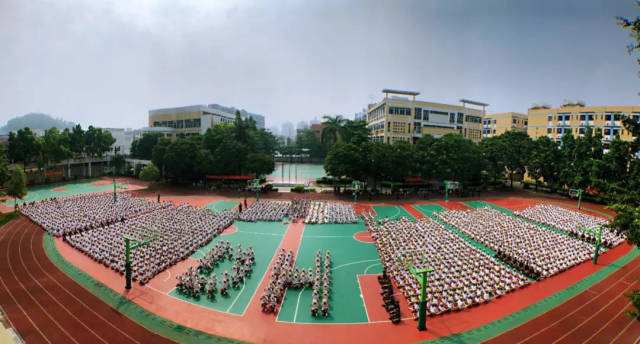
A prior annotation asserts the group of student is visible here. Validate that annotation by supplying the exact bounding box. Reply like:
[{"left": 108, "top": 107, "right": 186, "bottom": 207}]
[
  {"left": 303, "top": 201, "right": 358, "bottom": 224},
  {"left": 514, "top": 204, "right": 624, "bottom": 248},
  {"left": 236, "top": 199, "right": 357, "bottom": 225},
  {"left": 378, "top": 268, "right": 401, "bottom": 324},
  {"left": 238, "top": 200, "right": 291, "bottom": 222},
  {"left": 22, "top": 193, "right": 170, "bottom": 236},
  {"left": 65, "top": 204, "right": 235, "bottom": 285},
  {"left": 261, "top": 249, "right": 295, "bottom": 312},
  {"left": 310, "top": 250, "right": 331, "bottom": 317},
  {"left": 176, "top": 241, "right": 255, "bottom": 298},
  {"left": 363, "top": 213, "right": 529, "bottom": 317},
  {"left": 435, "top": 207, "right": 595, "bottom": 280}
]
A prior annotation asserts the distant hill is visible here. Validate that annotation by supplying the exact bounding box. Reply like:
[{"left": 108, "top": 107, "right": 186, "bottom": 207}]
[{"left": 0, "top": 113, "right": 77, "bottom": 134}]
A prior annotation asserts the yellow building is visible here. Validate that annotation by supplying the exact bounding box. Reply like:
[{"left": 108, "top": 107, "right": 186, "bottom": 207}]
[
  {"left": 148, "top": 105, "right": 235, "bottom": 137},
  {"left": 148, "top": 104, "right": 265, "bottom": 138},
  {"left": 366, "top": 89, "right": 486, "bottom": 144},
  {"left": 482, "top": 112, "right": 528, "bottom": 138},
  {"left": 527, "top": 100, "right": 640, "bottom": 147}
]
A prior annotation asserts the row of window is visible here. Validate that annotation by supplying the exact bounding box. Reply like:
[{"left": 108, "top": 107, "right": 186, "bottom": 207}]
[
  {"left": 389, "top": 107, "right": 412, "bottom": 115},
  {"left": 548, "top": 113, "right": 640, "bottom": 122},
  {"left": 153, "top": 118, "right": 201, "bottom": 129},
  {"left": 546, "top": 127, "right": 624, "bottom": 136}
]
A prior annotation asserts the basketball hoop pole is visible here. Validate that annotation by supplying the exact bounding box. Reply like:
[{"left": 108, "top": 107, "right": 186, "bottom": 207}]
[
  {"left": 123, "top": 235, "right": 152, "bottom": 290},
  {"left": 444, "top": 181, "right": 450, "bottom": 202},
  {"left": 593, "top": 225, "right": 603, "bottom": 264},
  {"left": 404, "top": 257, "right": 433, "bottom": 331}
]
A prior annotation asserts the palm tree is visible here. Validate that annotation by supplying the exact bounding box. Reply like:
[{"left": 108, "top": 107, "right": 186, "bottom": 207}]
[{"left": 321, "top": 115, "right": 346, "bottom": 146}]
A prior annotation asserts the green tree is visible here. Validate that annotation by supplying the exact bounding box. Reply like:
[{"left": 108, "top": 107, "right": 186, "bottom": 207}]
[
  {"left": 615, "top": 6, "right": 640, "bottom": 320},
  {"left": 479, "top": 135, "right": 507, "bottom": 183},
  {"left": 324, "top": 142, "right": 363, "bottom": 181},
  {"left": 84, "top": 126, "right": 115, "bottom": 177},
  {"left": 138, "top": 162, "right": 160, "bottom": 182},
  {"left": 321, "top": 115, "right": 346, "bottom": 146},
  {"left": 295, "top": 129, "right": 326, "bottom": 159},
  {"left": 130, "top": 132, "right": 163, "bottom": 159},
  {"left": 342, "top": 119, "right": 370, "bottom": 146},
  {"left": 246, "top": 153, "right": 275, "bottom": 178},
  {"left": 7, "top": 166, "right": 27, "bottom": 207},
  {"left": 7, "top": 127, "right": 39, "bottom": 168},
  {"left": 501, "top": 131, "right": 532, "bottom": 188},
  {"left": 528, "top": 136, "right": 561, "bottom": 191},
  {"left": 0, "top": 144, "right": 10, "bottom": 187},
  {"left": 111, "top": 154, "right": 126, "bottom": 175},
  {"left": 151, "top": 138, "right": 170, "bottom": 178}
]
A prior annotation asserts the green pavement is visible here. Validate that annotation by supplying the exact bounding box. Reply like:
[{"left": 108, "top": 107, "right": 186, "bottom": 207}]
[
  {"left": 277, "top": 221, "right": 382, "bottom": 324},
  {"left": 372, "top": 205, "right": 414, "bottom": 221},
  {"left": 169, "top": 221, "right": 287, "bottom": 315},
  {"left": 4, "top": 179, "right": 119, "bottom": 205},
  {"left": 206, "top": 200, "right": 239, "bottom": 213}
]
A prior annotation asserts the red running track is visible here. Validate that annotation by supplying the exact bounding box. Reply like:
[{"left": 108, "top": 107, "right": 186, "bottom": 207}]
[
  {"left": 485, "top": 252, "right": 640, "bottom": 344},
  {"left": 0, "top": 216, "right": 174, "bottom": 344}
]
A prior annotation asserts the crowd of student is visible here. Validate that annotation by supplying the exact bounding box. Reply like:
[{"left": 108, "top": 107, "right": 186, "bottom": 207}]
[
  {"left": 261, "top": 249, "right": 296, "bottom": 312},
  {"left": 65, "top": 204, "right": 235, "bottom": 284},
  {"left": 289, "top": 199, "right": 311, "bottom": 221},
  {"left": 435, "top": 207, "right": 595, "bottom": 280},
  {"left": 363, "top": 213, "right": 529, "bottom": 317},
  {"left": 310, "top": 250, "right": 331, "bottom": 317},
  {"left": 378, "top": 269, "right": 401, "bottom": 323},
  {"left": 304, "top": 202, "right": 358, "bottom": 224},
  {"left": 238, "top": 200, "right": 291, "bottom": 222},
  {"left": 513, "top": 204, "right": 624, "bottom": 248},
  {"left": 176, "top": 241, "right": 255, "bottom": 297},
  {"left": 236, "top": 199, "right": 357, "bottom": 224},
  {"left": 22, "top": 193, "right": 170, "bottom": 236}
]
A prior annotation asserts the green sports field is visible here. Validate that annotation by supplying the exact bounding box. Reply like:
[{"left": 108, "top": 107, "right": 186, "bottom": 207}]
[
  {"left": 2, "top": 179, "right": 121, "bottom": 205},
  {"left": 168, "top": 220, "right": 287, "bottom": 315},
  {"left": 276, "top": 221, "right": 382, "bottom": 324}
]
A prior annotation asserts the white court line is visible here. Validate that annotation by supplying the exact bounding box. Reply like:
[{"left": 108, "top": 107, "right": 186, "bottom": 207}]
[
  {"left": 363, "top": 263, "right": 381, "bottom": 275},
  {"left": 145, "top": 284, "right": 169, "bottom": 295},
  {"left": 162, "top": 270, "right": 171, "bottom": 282},
  {"left": 227, "top": 281, "right": 246, "bottom": 313},
  {"left": 332, "top": 259, "right": 380, "bottom": 271},
  {"left": 293, "top": 289, "right": 304, "bottom": 322}
]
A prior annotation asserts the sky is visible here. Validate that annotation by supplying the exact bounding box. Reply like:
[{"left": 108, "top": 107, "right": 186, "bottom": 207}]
[{"left": 1, "top": 0, "right": 639, "bottom": 130}]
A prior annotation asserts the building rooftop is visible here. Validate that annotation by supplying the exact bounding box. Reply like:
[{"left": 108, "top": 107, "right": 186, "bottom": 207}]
[
  {"left": 382, "top": 89, "right": 420, "bottom": 96},
  {"left": 460, "top": 99, "right": 489, "bottom": 107}
]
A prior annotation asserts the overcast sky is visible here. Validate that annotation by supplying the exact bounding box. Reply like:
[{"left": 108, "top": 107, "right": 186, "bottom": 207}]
[{"left": 1, "top": 0, "right": 639, "bottom": 130}]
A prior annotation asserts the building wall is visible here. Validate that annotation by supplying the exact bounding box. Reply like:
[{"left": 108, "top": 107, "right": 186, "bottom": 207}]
[
  {"left": 527, "top": 106, "right": 640, "bottom": 144},
  {"left": 366, "top": 96, "right": 485, "bottom": 143},
  {"left": 483, "top": 112, "right": 528, "bottom": 138}
]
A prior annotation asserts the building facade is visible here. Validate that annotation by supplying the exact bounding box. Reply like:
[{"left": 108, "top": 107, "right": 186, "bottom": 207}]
[
  {"left": 527, "top": 100, "right": 640, "bottom": 147},
  {"left": 366, "top": 89, "right": 486, "bottom": 144},
  {"left": 482, "top": 112, "right": 528, "bottom": 138},
  {"left": 148, "top": 103, "right": 265, "bottom": 136}
]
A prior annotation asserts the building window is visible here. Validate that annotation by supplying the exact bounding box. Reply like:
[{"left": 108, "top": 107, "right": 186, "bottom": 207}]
[
  {"left": 457, "top": 112, "right": 464, "bottom": 124},
  {"left": 414, "top": 108, "right": 422, "bottom": 120},
  {"left": 547, "top": 128, "right": 552, "bottom": 134},
  {"left": 389, "top": 107, "right": 411, "bottom": 115},
  {"left": 450, "top": 113, "right": 455, "bottom": 123}
]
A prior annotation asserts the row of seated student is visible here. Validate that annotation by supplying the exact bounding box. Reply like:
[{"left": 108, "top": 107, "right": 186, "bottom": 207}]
[{"left": 379, "top": 268, "right": 401, "bottom": 324}]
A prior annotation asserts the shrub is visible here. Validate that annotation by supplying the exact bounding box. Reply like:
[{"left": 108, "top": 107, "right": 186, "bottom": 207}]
[
  {"left": 291, "top": 184, "right": 306, "bottom": 193},
  {"left": 139, "top": 163, "right": 160, "bottom": 182}
]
